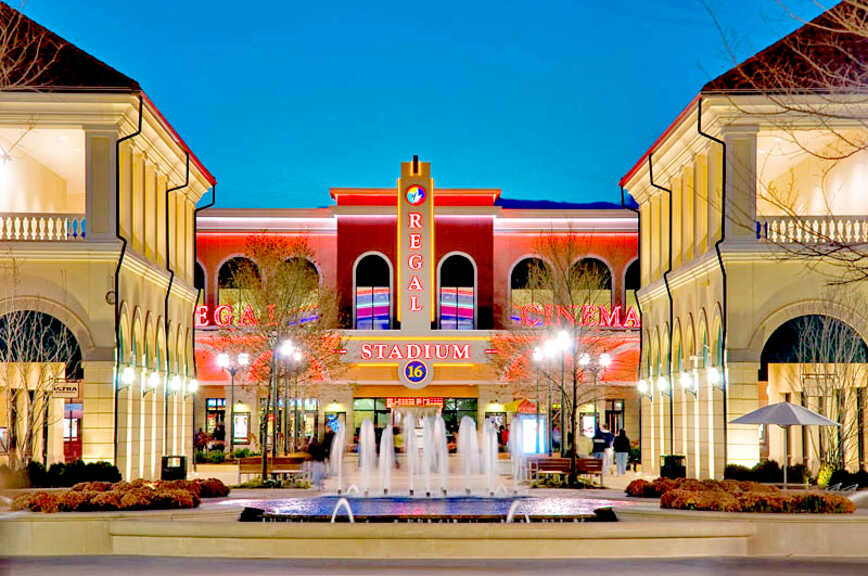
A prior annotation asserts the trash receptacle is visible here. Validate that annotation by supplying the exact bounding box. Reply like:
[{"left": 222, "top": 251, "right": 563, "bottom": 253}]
[
  {"left": 161, "top": 455, "right": 187, "bottom": 481},
  {"left": 660, "top": 454, "right": 686, "bottom": 479}
]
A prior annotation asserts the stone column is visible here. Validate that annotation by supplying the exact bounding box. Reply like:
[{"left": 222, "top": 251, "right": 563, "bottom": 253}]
[
  {"left": 81, "top": 361, "right": 116, "bottom": 465},
  {"left": 725, "top": 361, "right": 761, "bottom": 469},
  {"left": 723, "top": 126, "right": 758, "bottom": 240}
]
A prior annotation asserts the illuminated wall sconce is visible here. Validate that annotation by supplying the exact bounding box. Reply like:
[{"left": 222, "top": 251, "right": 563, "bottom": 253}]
[
  {"left": 680, "top": 371, "right": 697, "bottom": 396},
  {"left": 120, "top": 366, "right": 136, "bottom": 388},
  {"left": 707, "top": 366, "right": 723, "bottom": 390},
  {"left": 169, "top": 375, "right": 181, "bottom": 393},
  {"left": 656, "top": 376, "right": 671, "bottom": 397},
  {"left": 637, "top": 379, "right": 652, "bottom": 401},
  {"left": 186, "top": 379, "right": 198, "bottom": 395},
  {"left": 146, "top": 371, "right": 160, "bottom": 393}
]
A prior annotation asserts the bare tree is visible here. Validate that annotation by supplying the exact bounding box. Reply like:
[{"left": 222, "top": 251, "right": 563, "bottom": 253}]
[
  {"left": 781, "top": 309, "right": 868, "bottom": 471},
  {"left": 489, "top": 230, "right": 623, "bottom": 483},
  {"left": 215, "top": 235, "right": 344, "bottom": 480},
  {"left": 0, "top": 2, "right": 63, "bottom": 91},
  {"left": 0, "top": 260, "right": 80, "bottom": 469},
  {"left": 704, "top": 1, "right": 868, "bottom": 282}
]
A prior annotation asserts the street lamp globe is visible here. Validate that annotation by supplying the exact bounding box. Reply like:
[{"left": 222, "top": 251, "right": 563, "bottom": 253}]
[
  {"left": 543, "top": 338, "right": 558, "bottom": 358},
  {"left": 556, "top": 330, "right": 571, "bottom": 351},
  {"left": 292, "top": 350, "right": 303, "bottom": 363},
  {"left": 279, "top": 339, "right": 294, "bottom": 357},
  {"left": 532, "top": 347, "right": 543, "bottom": 363},
  {"left": 578, "top": 353, "right": 590, "bottom": 367},
  {"left": 238, "top": 353, "right": 250, "bottom": 367},
  {"left": 599, "top": 353, "right": 611, "bottom": 368},
  {"left": 216, "top": 353, "right": 229, "bottom": 369}
]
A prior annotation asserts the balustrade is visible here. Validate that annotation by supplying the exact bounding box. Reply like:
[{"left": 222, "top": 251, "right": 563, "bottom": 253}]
[
  {"left": 0, "top": 213, "right": 86, "bottom": 241},
  {"left": 755, "top": 216, "right": 868, "bottom": 244}
]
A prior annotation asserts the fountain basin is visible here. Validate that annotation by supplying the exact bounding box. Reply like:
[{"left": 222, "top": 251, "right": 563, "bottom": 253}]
[{"left": 237, "top": 495, "right": 636, "bottom": 523}]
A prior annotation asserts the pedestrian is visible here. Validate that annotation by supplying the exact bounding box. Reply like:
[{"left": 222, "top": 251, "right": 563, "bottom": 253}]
[
  {"left": 592, "top": 427, "right": 607, "bottom": 462},
  {"left": 614, "top": 429, "right": 631, "bottom": 475},
  {"left": 602, "top": 425, "right": 615, "bottom": 472},
  {"left": 309, "top": 439, "right": 326, "bottom": 490}
]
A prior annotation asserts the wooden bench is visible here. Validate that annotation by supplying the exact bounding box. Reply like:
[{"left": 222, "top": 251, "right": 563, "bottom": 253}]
[
  {"left": 527, "top": 456, "right": 605, "bottom": 487},
  {"left": 237, "top": 455, "right": 310, "bottom": 483}
]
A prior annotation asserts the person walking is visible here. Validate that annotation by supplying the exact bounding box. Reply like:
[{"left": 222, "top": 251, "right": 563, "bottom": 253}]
[
  {"left": 614, "top": 429, "right": 631, "bottom": 476},
  {"left": 592, "top": 427, "right": 607, "bottom": 462}
]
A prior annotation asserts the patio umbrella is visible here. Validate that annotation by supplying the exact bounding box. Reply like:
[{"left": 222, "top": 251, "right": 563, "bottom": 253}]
[{"left": 730, "top": 401, "right": 839, "bottom": 487}]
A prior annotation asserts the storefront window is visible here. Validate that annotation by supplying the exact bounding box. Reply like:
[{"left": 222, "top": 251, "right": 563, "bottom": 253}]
[
  {"left": 570, "top": 258, "right": 612, "bottom": 307},
  {"left": 439, "top": 254, "right": 475, "bottom": 330},
  {"left": 352, "top": 397, "right": 390, "bottom": 438},
  {"left": 625, "top": 259, "right": 639, "bottom": 310},
  {"left": 206, "top": 398, "right": 226, "bottom": 433},
  {"left": 510, "top": 257, "right": 552, "bottom": 325},
  {"left": 218, "top": 257, "right": 259, "bottom": 310},
  {"left": 354, "top": 254, "right": 391, "bottom": 330},
  {"left": 441, "top": 398, "right": 477, "bottom": 436},
  {"left": 605, "top": 399, "right": 624, "bottom": 433}
]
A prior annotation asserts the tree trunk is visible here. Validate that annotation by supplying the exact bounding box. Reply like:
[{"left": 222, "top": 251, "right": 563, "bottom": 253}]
[
  {"left": 261, "top": 356, "right": 275, "bottom": 481},
  {"left": 569, "top": 377, "right": 577, "bottom": 485}
]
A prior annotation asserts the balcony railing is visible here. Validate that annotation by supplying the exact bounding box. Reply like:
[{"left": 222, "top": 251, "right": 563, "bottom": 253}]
[
  {"left": 0, "top": 213, "right": 86, "bottom": 241},
  {"left": 756, "top": 216, "right": 868, "bottom": 244}
]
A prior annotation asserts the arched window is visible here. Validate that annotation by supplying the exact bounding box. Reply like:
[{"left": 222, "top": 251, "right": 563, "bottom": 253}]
[
  {"left": 625, "top": 260, "right": 639, "bottom": 310},
  {"left": 510, "top": 258, "right": 552, "bottom": 325},
  {"left": 439, "top": 254, "right": 475, "bottom": 330},
  {"left": 195, "top": 263, "right": 206, "bottom": 307},
  {"left": 569, "top": 258, "right": 612, "bottom": 307},
  {"left": 354, "top": 254, "right": 391, "bottom": 330},
  {"left": 218, "top": 257, "right": 259, "bottom": 309},
  {"left": 284, "top": 257, "right": 320, "bottom": 321}
]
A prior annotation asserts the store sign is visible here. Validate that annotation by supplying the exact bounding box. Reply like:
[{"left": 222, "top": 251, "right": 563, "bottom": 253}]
[
  {"left": 52, "top": 379, "right": 80, "bottom": 399},
  {"left": 514, "top": 304, "right": 640, "bottom": 329},
  {"left": 359, "top": 343, "right": 471, "bottom": 361},
  {"left": 398, "top": 160, "right": 434, "bottom": 331},
  {"left": 386, "top": 396, "right": 444, "bottom": 408},
  {"left": 194, "top": 304, "right": 317, "bottom": 328}
]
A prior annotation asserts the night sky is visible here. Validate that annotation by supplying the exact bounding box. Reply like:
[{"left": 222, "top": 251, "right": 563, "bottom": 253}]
[{"left": 21, "top": 1, "right": 825, "bottom": 208}]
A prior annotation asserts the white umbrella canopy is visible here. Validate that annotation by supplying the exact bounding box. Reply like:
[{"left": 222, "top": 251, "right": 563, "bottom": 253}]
[
  {"left": 730, "top": 402, "right": 839, "bottom": 427},
  {"left": 729, "top": 401, "right": 839, "bottom": 487}
]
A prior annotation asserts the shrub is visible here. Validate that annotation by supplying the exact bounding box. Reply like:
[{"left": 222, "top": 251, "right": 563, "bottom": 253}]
[
  {"left": 71, "top": 481, "right": 113, "bottom": 492},
  {"left": 89, "top": 491, "right": 123, "bottom": 511},
  {"left": 56, "top": 490, "right": 98, "bottom": 512},
  {"left": 231, "top": 448, "right": 251, "bottom": 459},
  {"left": 11, "top": 491, "right": 59, "bottom": 513},
  {"left": 196, "top": 477, "right": 230, "bottom": 498},
  {"left": 828, "top": 468, "right": 868, "bottom": 489},
  {"left": 152, "top": 488, "right": 199, "bottom": 509}
]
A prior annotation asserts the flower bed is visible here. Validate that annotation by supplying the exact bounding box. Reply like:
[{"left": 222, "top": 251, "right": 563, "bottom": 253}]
[
  {"left": 625, "top": 477, "right": 854, "bottom": 513},
  {"left": 10, "top": 477, "right": 230, "bottom": 513}
]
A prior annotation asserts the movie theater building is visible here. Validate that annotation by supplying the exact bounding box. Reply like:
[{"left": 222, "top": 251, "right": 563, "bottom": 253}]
[
  {"left": 0, "top": 6, "right": 214, "bottom": 479},
  {"left": 194, "top": 158, "right": 640, "bottom": 448},
  {"left": 621, "top": 5, "right": 868, "bottom": 479}
]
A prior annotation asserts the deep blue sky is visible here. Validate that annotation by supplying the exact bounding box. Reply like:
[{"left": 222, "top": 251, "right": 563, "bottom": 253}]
[{"left": 22, "top": 1, "right": 824, "bottom": 208}]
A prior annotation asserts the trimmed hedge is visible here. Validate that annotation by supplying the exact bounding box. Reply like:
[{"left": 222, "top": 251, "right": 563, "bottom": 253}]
[
  {"left": 0, "top": 460, "right": 121, "bottom": 489},
  {"left": 724, "top": 460, "right": 808, "bottom": 484},
  {"left": 625, "top": 477, "right": 854, "bottom": 514},
  {"left": 10, "top": 477, "right": 230, "bottom": 513}
]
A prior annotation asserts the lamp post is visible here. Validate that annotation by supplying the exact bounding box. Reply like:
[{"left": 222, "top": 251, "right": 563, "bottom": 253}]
[
  {"left": 278, "top": 339, "right": 304, "bottom": 454},
  {"left": 217, "top": 352, "right": 249, "bottom": 454}
]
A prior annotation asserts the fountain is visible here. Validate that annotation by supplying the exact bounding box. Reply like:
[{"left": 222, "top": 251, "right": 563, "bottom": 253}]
[
  {"left": 422, "top": 416, "right": 435, "bottom": 497},
  {"left": 457, "top": 416, "right": 480, "bottom": 495},
  {"left": 434, "top": 415, "right": 449, "bottom": 495},
  {"left": 358, "top": 419, "right": 376, "bottom": 496},
  {"left": 378, "top": 425, "right": 394, "bottom": 495},
  {"left": 403, "top": 412, "right": 417, "bottom": 496},
  {"left": 509, "top": 417, "right": 524, "bottom": 494},
  {"left": 330, "top": 424, "right": 346, "bottom": 495},
  {"left": 330, "top": 497, "right": 355, "bottom": 523},
  {"left": 481, "top": 419, "right": 498, "bottom": 496}
]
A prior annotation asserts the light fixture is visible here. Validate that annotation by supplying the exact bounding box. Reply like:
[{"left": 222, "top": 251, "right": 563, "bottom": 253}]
[
  {"left": 187, "top": 379, "right": 198, "bottom": 393},
  {"left": 556, "top": 330, "right": 571, "bottom": 351},
  {"left": 656, "top": 376, "right": 670, "bottom": 394},
  {"left": 599, "top": 353, "right": 611, "bottom": 368},
  {"left": 216, "top": 353, "right": 229, "bottom": 368},
  {"left": 121, "top": 366, "right": 136, "bottom": 386},
  {"left": 292, "top": 350, "right": 303, "bottom": 363},
  {"left": 543, "top": 339, "right": 558, "bottom": 358},
  {"left": 148, "top": 371, "right": 160, "bottom": 390},
  {"left": 637, "top": 379, "right": 649, "bottom": 395},
  {"left": 169, "top": 375, "right": 181, "bottom": 392},
  {"left": 238, "top": 352, "right": 250, "bottom": 366},
  {"left": 707, "top": 366, "right": 722, "bottom": 386},
  {"left": 578, "top": 353, "right": 590, "bottom": 367},
  {"left": 279, "top": 340, "right": 294, "bottom": 357},
  {"left": 532, "top": 347, "right": 543, "bottom": 363}
]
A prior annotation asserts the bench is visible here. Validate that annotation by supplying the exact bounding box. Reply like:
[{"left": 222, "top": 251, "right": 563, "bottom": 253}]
[
  {"left": 237, "top": 455, "right": 310, "bottom": 483},
  {"left": 527, "top": 456, "right": 605, "bottom": 487}
]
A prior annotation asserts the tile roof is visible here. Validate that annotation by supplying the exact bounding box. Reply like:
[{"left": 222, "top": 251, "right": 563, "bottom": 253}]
[
  {"left": 702, "top": 1, "right": 867, "bottom": 93},
  {"left": 0, "top": 2, "right": 139, "bottom": 91}
]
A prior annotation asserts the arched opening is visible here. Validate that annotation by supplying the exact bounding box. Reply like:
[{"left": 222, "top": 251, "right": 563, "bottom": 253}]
[
  {"left": 625, "top": 260, "right": 639, "bottom": 310},
  {"left": 0, "top": 310, "right": 83, "bottom": 466},
  {"left": 354, "top": 253, "right": 391, "bottom": 330},
  {"left": 569, "top": 258, "right": 612, "bottom": 307},
  {"left": 439, "top": 253, "right": 475, "bottom": 330},
  {"left": 195, "top": 263, "right": 206, "bottom": 307},
  {"left": 510, "top": 257, "right": 552, "bottom": 325},
  {"left": 760, "top": 314, "right": 868, "bottom": 471},
  {"left": 218, "top": 257, "right": 259, "bottom": 309}
]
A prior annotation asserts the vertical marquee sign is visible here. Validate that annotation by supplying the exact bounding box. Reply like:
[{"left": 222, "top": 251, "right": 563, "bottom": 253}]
[{"left": 397, "top": 156, "right": 434, "bottom": 332}]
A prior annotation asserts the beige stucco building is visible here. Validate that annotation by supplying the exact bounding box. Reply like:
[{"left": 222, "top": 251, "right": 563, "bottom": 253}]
[
  {"left": 622, "top": 6, "right": 868, "bottom": 478},
  {"left": 0, "top": 7, "right": 214, "bottom": 479}
]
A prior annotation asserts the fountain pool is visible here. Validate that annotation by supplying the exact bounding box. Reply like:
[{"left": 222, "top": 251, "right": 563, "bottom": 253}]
[{"left": 235, "top": 495, "right": 638, "bottom": 523}]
